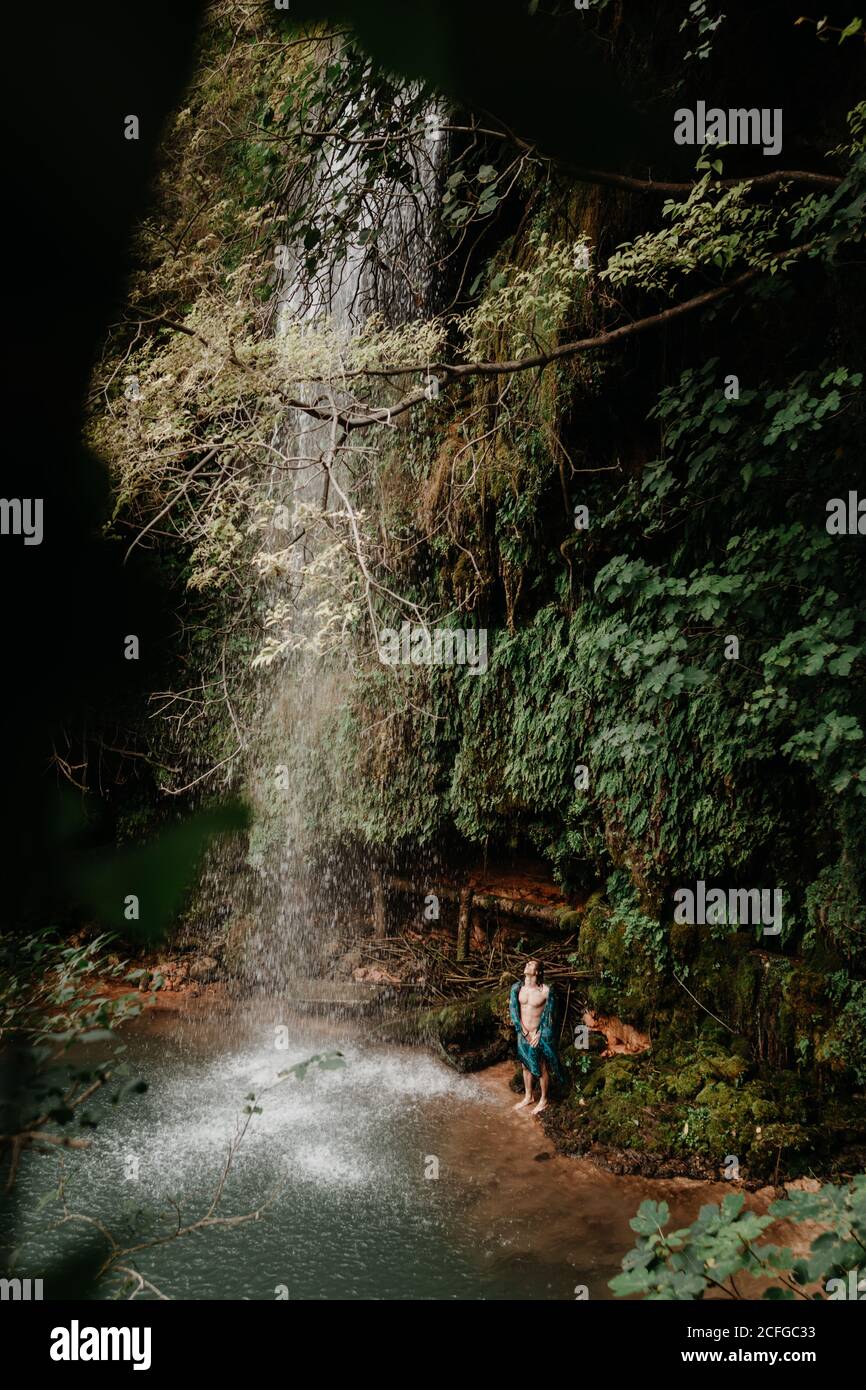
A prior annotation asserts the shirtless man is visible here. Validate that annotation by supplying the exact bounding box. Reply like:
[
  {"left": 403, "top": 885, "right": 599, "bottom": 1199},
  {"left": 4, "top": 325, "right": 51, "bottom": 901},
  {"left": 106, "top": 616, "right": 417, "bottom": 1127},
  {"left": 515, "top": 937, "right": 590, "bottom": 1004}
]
[{"left": 512, "top": 959, "right": 552, "bottom": 1115}]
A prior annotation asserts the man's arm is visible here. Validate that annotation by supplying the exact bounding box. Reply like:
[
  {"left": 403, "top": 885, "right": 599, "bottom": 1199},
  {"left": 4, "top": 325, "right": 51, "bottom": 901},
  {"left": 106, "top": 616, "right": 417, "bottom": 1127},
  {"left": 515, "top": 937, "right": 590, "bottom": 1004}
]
[
  {"left": 511, "top": 983, "right": 538, "bottom": 1044},
  {"left": 539, "top": 984, "right": 556, "bottom": 1043},
  {"left": 509, "top": 982, "right": 523, "bottom": 1032}
]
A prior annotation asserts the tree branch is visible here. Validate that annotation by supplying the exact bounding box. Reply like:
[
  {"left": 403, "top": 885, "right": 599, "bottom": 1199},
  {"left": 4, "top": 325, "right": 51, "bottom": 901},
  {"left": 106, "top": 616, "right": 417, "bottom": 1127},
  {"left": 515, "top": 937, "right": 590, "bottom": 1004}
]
[
  {"left": 338, "top": 266, "right": 763, "bottom": 431},
  {"left": 476, "top": 114, "right": 842, "bottom": 192}
]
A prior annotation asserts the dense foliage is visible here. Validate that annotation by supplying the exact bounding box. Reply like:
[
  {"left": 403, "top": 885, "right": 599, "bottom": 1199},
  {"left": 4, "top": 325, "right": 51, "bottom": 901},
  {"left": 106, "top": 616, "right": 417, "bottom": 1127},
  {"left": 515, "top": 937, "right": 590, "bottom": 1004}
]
[{"left": 611, "top": 1181, "right": 866, "bottom": 1300}]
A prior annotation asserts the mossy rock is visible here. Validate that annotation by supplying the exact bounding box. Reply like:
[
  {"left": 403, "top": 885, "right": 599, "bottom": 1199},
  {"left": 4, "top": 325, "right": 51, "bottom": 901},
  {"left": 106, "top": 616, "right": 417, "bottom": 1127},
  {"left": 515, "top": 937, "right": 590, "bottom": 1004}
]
[
  {"left": 579, "top": 914, "right": 666, "bottom": 1028},
  {"left": 555, "top": 1027, "right": 824, "bottom": 1175},
  {"left": 575, "top": 1061, "right": 607, "bottom": 1099},
  {"left": 665, "top": 1053, "right": 748, "bottom": 1100},
  {"left": 816, "top": 986, "right": 866, "bottom": 1082},
  {"left": 597, "top": 1056, "right": 640, "bottom": 1095},
  {"left": 419, "top": 987, "right": 512, "bottom": 1072},
  {"left": 750, "top": 1122, "right": 814, "bottom": 1162},
  {"left": 556, "top": 909, "right": 583, "bottom": 933},
  {"left": 780, "top": 964, "right": 832, "bottom": 1031}
]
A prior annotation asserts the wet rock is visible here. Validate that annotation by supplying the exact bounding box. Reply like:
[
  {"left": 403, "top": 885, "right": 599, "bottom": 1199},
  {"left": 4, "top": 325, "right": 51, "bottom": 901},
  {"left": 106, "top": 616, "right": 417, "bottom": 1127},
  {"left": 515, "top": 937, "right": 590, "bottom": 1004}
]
[
  {"left": 421, "top": 989, "right": 513, "bottom": 1073},
  {"left": 336, "top": 947, "right": 364, "bottom": 978},
  {"left": 440, "top": 1036, "right": 511, "bottom": 1073},
  {"left": 223, "top": 915, "right": 256, "bottom": 977},
  {"left": 151, "top": 958, "right": 189, "bottom": 991},
  {"left": 187, "top": 954, "right": 221, "bottom": 983},
  {"left": 352, "top": 965, "right": 400, "bottom": 984}
]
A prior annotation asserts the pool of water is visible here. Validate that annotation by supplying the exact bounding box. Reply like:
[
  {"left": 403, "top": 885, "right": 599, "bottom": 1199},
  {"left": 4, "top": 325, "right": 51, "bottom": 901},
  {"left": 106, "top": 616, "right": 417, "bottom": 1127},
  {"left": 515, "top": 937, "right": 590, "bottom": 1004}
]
[{"left": 2, "top": 1006, "right": 698, "bottom": 1300}]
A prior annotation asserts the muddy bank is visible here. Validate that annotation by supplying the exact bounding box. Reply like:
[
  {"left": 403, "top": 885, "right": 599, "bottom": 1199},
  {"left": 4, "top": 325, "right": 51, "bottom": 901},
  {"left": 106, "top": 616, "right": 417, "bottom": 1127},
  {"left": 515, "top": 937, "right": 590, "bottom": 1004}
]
[{"left": 417, "top": 1061, "right": 822, "bottom": 1301}]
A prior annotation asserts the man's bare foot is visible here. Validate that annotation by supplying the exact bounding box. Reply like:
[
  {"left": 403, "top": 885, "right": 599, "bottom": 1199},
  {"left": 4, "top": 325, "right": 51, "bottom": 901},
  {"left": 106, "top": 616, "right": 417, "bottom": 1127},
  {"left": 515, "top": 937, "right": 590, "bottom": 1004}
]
[
  {"left": 531, "top": 1098, "right": 548, "bottom": 1115},
  {"left": 513, "top": 1097, "right": 533, "bottom": 1110}
]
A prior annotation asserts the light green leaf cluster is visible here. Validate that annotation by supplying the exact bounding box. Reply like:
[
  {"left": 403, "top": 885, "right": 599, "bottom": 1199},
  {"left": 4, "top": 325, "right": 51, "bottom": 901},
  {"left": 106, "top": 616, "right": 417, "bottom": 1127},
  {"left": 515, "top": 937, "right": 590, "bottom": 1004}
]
[
  {"left": 612, "top": 1179, "right": 866, "bottom": 1300},
  {"left": 458, "top": 228, "right": 585, "bottom": 360},
  {"left": 601, "top": 174, "right": 789, "bottom": 293}
]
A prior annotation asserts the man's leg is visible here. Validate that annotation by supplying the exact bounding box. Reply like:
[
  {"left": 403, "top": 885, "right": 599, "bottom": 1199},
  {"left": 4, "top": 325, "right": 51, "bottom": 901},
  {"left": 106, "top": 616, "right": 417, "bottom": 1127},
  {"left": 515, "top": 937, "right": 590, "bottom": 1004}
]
[
  {"left": 532, "top": 1060, "right": 549, "bottom": 1114},
  {"left": 513, "top": 1064, "right": 535, "bottom": 1109}
]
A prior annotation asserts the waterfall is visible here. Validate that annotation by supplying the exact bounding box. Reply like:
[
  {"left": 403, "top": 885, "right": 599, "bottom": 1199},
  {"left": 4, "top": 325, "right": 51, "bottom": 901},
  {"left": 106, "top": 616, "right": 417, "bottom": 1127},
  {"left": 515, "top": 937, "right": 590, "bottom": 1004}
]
[{"left": 215, "top": 89, "right": 448, "bottom": 1006}]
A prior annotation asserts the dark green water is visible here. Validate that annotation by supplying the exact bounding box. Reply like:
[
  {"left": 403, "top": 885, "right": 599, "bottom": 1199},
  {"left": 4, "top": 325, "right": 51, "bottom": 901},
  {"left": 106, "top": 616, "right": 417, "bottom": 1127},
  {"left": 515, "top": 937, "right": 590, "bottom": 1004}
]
[{"left": 3, "top": 1009, "right": 645, "bottom": 1300}]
